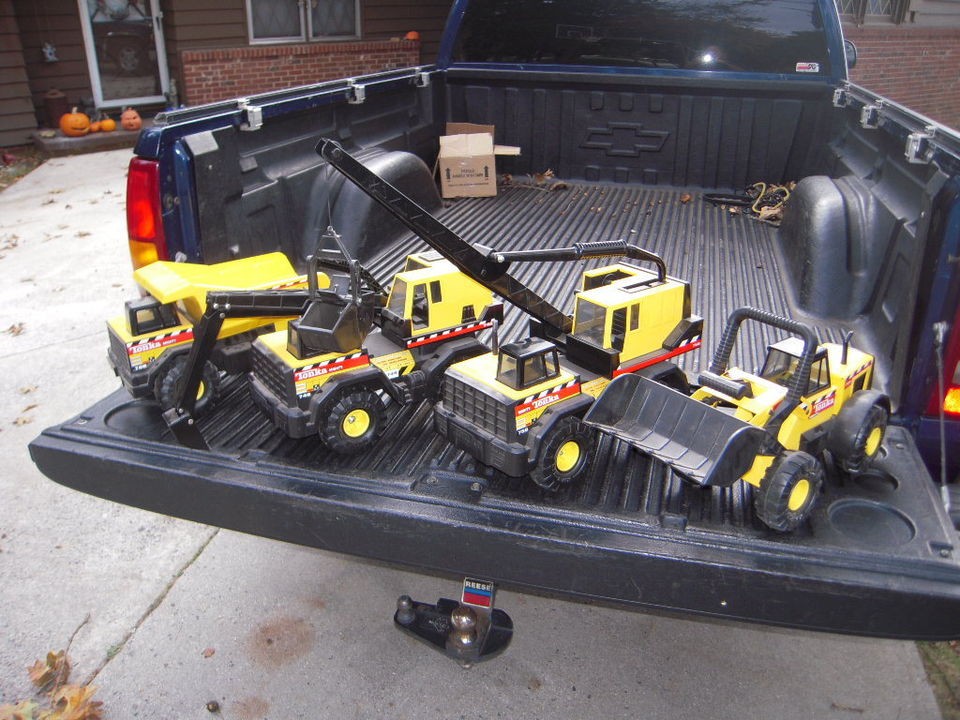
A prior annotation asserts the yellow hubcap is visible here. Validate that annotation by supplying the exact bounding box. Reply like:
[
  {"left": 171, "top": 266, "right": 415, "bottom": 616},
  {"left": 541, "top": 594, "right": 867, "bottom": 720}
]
[
  {"left": 865, "top": 426, "right": 883, "bottom": 457},
  {"left": 788, "top": 478, "right": 811, "bottom": 512},
  {"left": 555, "top": 440, "right": 581, "bottom": 474},
  {"left": 196, "top": 380, "right": 206, "bottom": 400},
  {"left": 342, "top": 409, "right": 371, "bottom": 438}
]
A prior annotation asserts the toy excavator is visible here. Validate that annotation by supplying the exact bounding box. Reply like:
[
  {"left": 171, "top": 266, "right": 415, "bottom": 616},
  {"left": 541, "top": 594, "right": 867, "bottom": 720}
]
[
  {"left": 107, "top": 252, "right": 316, "bottom": 414},
  {"left": 584, "top": 306, "right": 889, "bottom": 531}
]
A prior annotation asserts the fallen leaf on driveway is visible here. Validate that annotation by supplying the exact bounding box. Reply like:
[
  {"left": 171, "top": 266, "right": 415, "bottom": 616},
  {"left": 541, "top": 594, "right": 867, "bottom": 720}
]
[
  {"left": 49, "top": 684, "right": 103, "bottom": 720},
  {"left": 28, "top": 650, "right": 70, "bottom": 692}
]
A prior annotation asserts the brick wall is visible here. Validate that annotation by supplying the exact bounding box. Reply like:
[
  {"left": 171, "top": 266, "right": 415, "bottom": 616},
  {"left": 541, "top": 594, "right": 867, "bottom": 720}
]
[
  {"left": 180, "top": 39, "right": 420, "bottom": 106},
  {"left": 845, "top": 25, "right": 960, "bottom": 131}
]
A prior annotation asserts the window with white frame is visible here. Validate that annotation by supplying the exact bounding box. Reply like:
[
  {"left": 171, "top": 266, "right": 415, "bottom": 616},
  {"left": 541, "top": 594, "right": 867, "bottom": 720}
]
[
  {"left": 835, "top": 0, "right": 909, "bottom": 23},
  {"left": 246, "top": 0, "right": 359, "bottom": 43}
]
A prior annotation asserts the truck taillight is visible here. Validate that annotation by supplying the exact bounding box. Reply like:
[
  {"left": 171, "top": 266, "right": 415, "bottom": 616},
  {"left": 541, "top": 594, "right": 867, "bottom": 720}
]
[
  {"left": 945, "top": 387, "right": 960, "bottom": 416},
  {"left": 927, "top": 308, "right": 960, "bottom": 419},
  {"left": 126, "top": 158, "right": 168, "bottom": 269}
]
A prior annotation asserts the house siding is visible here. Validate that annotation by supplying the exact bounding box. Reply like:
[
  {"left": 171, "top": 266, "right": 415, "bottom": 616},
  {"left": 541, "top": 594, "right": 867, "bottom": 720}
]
[
  {"left": 13, "top": 0, "right": 92, "bottom": 122},
  {"left": 0, "top": 0, "right": 37, "bottom": 145}
]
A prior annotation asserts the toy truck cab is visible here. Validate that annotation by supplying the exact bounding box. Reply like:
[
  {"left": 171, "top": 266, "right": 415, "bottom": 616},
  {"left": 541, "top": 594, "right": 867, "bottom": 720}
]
[
  {"left": 565, "top": 263, "right": 701, "bottom": 381},
  {"left": 379, "top": 251, "right": 500, "bottom": 348},
  {"left": 107, "top": 252, "right": 309, "bottom": 413}
]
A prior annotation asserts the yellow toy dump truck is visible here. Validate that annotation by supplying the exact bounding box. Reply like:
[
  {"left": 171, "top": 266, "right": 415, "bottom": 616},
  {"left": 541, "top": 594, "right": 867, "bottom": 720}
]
[
  {"left": 107, "top": 253, "right": 315, "bottom": 413},
  {"left": 584, "top": 306, "right": 890, "bottom": 531}
]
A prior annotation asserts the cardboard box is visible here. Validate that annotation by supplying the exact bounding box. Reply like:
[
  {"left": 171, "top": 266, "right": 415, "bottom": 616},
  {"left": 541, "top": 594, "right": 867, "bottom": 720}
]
[{"left": 438, "top": 123, "right": 520, "bottom": 199}]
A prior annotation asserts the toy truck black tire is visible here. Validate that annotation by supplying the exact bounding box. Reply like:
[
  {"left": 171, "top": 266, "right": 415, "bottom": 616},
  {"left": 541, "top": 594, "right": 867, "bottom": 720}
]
[
  {"left": 320, "top": 386, "right": 386, "bottom": 454},
  {"left": 155, "top": 356, "right": 221, "bottom": 415},
  {"left": 529, "top": 416, "right": 595, "bottom": 491},
  {"left": 827, "top": 390, "right": 890, "bottom": 474},
  {"left": 754, "top": 451, "right": 824, "bottom": 532}
]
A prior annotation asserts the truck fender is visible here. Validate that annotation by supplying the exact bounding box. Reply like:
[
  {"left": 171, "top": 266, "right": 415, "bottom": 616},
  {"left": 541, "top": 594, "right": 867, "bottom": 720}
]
[
  {"left": 306, "top": 366, "right": 399, "bottom": 420},
  {"left": 524, "top": 393, "right": 596, "bottom": 471},
  {"left": 421, "top": 335, "right": 487, "bottom": 377}
]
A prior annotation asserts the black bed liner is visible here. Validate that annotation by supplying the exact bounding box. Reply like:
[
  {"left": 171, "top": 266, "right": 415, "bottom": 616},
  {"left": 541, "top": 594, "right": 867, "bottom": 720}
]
[{"left": 29, "top": 184, "right": 960, "bottom": 639}]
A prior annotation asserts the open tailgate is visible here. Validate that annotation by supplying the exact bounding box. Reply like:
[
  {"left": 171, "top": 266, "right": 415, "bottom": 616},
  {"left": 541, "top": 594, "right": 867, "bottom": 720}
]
[{"left": 28, "top": 380, "right": 960, "bottom": 641}]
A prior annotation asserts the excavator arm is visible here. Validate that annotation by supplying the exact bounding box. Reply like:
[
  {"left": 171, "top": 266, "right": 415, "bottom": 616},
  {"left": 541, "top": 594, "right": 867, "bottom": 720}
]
[{"left": 163, "top": 289, "right": 313, "bottom": 449}]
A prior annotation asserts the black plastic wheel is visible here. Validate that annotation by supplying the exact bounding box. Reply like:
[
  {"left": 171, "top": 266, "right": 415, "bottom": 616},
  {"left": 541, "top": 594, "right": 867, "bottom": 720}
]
[
  {"left": 530, "top": 416, "right": 594, "bottom": 492},
  {"left": 155, "top": 356, "right": 220, "bottom": 415},
  {"left": 828, "top": 392, "right": 888, "bottom": 474},
  {"left": 321, "top": 387, "right": 385, "bottom": 454},
  {"left": 754, "top": 451, "right": 824, "bottom": 532}
]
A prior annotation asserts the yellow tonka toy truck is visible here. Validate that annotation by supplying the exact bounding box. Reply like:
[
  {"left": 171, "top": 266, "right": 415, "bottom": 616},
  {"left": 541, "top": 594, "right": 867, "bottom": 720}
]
[
  {"left": 435, "top": 256, "right": 701, "bottom": 490},
  {"left": 107, "top": 252, "right": 318, "bottom": 414},
  {"left": 584, "top": 306, "right": 890, "bottom": 532},
  {"left": 247, "top": 231, "right": 502, "bottom": 454}
]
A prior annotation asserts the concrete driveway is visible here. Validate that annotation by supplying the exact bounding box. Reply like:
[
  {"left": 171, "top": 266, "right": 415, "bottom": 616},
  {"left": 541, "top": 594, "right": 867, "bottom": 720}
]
[{"left": 0, "top": 149, "right": 943, "bottom": 719}]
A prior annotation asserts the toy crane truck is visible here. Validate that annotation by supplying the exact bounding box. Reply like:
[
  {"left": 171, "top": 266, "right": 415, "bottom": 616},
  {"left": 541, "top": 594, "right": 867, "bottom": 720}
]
[
  {"left": 107, "top": 253, "right": 316, "bottom": 414},
  {"left": 585, "top": 307, "right": 889, "bottom": 531},
  {"left": 31, "top": 0, "right": 960, "bottom": 639}
]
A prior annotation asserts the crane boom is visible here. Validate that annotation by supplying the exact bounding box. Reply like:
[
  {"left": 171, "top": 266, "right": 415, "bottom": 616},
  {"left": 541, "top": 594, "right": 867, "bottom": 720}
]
[{"left": 317, "top": 139, "right": 574, "bottom": 335}]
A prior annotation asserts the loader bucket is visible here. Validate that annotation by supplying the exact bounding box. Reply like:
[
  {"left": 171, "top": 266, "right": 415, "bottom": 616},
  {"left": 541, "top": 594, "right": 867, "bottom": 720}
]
[{"left": 584, "top": 374, "right": 768, "bottom": 487}]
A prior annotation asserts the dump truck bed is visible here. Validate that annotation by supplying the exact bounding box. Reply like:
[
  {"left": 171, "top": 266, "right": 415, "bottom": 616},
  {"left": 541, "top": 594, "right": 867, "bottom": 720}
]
[{"left": 30, "top": 184, "right": 960, "bottom": 639}]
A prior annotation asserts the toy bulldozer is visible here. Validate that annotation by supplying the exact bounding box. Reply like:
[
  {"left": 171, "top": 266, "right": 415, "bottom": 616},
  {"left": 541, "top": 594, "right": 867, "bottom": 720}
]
[{"left": 585, "top": 306, "right": 889, "bottom": 532}]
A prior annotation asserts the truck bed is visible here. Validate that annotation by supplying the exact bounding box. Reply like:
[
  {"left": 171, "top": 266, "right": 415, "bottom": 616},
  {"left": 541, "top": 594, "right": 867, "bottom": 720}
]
[{"left": 30, "top": 184, "right": 960, "bottom": 639}]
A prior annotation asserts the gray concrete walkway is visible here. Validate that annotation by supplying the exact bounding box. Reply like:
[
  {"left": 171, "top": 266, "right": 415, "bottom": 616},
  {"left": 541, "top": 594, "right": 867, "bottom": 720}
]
[{"left": 0, "top": 150, "right": 943, "bottom": 719}]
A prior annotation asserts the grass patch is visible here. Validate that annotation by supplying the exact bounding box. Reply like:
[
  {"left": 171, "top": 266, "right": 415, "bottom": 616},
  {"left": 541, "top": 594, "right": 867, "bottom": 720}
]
[
  {"left": 919, "top": 641, "right": 960, "bottom": 719},
  {"left": 0, "top": 146, "right": 45, "bottom": 192}
]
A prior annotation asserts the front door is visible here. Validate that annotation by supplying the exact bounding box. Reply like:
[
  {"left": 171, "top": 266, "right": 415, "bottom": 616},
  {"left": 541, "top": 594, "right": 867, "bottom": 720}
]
[{"left": 78, "top": 0, "right": 170, "bottom": 109}]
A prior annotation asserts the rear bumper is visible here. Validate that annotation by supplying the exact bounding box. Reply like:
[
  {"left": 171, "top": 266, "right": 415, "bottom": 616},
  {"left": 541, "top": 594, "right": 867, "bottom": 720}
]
[{"left": 28, "top": 385, "right": 960, "bottom": 641}]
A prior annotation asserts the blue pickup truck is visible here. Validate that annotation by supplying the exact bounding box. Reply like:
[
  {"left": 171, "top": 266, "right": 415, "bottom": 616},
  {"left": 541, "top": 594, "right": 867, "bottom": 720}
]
[{"left": 30, "top": 0, "right": 960, "bottom": 639}]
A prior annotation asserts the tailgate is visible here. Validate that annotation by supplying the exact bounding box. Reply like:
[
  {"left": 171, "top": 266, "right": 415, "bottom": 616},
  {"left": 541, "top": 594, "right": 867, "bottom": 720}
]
[{"left": 29, "top": 380, "right": 960, "bottom": 640}]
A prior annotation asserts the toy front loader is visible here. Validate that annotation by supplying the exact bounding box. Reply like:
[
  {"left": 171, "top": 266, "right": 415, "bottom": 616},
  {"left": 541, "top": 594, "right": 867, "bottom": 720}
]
[{"left": 585, "top": 307, "right": 816, "bottom": 485}]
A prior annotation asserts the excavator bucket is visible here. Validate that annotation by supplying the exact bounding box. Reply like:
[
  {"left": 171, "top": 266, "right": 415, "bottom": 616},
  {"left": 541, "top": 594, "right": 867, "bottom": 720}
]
[{"left": 583, "top": 374, "right": 768, "bottom": 487}]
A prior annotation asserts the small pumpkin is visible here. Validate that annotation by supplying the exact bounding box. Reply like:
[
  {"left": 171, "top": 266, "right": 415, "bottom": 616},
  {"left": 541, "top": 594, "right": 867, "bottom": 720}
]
[
  {"left": 59, "top": 107, "right": 90, "bottom": 137},
  {"left": 89, "top": 120, "right": 101, "bottom": 133},
  {"left": 120, "top": 107, "right": 141, "bottom": 131},
  {"left": 100, "top": 116, "right": 117, "bottom": 132}
]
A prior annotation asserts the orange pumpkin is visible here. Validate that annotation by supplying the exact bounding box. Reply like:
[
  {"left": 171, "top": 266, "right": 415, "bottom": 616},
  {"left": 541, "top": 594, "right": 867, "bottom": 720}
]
[
  {"left": 89, "top": 121, "right": 101, "bottom": 133},
  {"left": 59, "top": 107, "right": 90, "bottom": 137},
  {"left": 120, "top": 107, "right": 142, "bottom": 131},
  {"left": 100, "top": 116, "right": 117, "bottom": 132}
]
